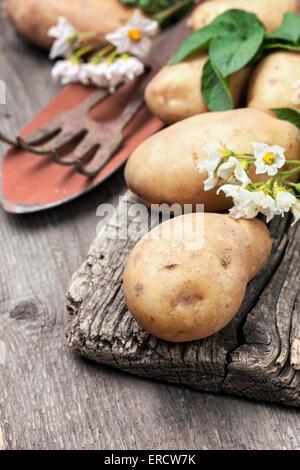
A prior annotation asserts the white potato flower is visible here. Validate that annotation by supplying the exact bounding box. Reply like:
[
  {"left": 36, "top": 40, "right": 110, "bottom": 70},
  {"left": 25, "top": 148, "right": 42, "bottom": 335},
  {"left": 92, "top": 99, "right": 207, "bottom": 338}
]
[
  {"left": 122, "top": 56, "right": 145, "bottom": 80},
  {"left": 217, "top": 156, "right": 251, "bottom": 187},
  {"left": 252, "top": 142, "right": 286, "bottom": 176},
  {"left": 100, "top": 57, "right": 144, "bottom": 91},
  {"left": 275, "top": 190, "right": 298, "bottom": 215},
  {"left": 217, "top": 184, "right": 244, "bottom": 204},
  {"left": 249, "top": 191, "right": 279, "bottom": 222},
  {"left": 218, "top": 185, "right": 262, "bottom": 219},
  {"left": 105, "top": 10, "right": 159, "bottom": 58},
  {"left": 219, "top": 185, "right": 279, "bottom": 222},
  {"left": 48, "top": 17, "right": 78, "bottom": 59},
  {"left": 52, "top": 56, "right": 145, "bottom": 90},
  {"left": 198, "top": 141, "right": 230, "bottom": 191},
  {"left": 51, "top": 60, "right": 82, "bottom": 85},
  {"left": 79, "top": 63, "right": 107, "bottom": 87}
]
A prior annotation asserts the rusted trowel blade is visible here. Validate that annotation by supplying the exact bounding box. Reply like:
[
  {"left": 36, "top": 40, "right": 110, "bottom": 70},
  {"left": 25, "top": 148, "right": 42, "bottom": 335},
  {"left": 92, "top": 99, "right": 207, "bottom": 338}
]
[{"left": 0, "top": 83, "right": 163, "bottom": 214}]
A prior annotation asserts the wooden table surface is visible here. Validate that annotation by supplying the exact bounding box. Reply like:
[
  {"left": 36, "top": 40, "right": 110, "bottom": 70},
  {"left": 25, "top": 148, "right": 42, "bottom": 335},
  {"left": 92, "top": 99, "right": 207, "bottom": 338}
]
[{"left": 0, "top": 7, "right": 299, "bottom": 451}]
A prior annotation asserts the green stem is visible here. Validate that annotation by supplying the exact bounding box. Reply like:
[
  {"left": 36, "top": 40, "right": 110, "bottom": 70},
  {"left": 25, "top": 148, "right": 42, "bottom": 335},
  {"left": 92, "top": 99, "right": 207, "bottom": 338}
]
[
  {"left": 233, "top": 156, "right": 300, "bottom": 167},
  {"left": 235, "top": 153, "right": 254, "bottom": 158},
  {"left": 279, "top": 167, "right": 300, "bottom": 179},
  {"left": 90, "top": 45, "right": 114, "bottom": 64},
  {"left": 106, "top": 49, "right": 118, "bottom": 64},
  {"left": 152, "top": 0, "right": 193, "bottom": 26},
  {"left": 72, "top": 46, "right": 94, "bottom": 61},
  {"left": 283, "top": 160, "right": 300, "bottom": 166}
]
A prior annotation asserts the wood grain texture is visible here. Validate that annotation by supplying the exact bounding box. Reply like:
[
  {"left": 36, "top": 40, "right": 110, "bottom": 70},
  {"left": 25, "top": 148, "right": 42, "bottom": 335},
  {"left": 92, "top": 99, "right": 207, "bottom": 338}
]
[
  {"left": 0, "top": 0, "right": 300, "bottom": 450},
  {"left": 0, "top": 424, "right": 5, "bottom": 450}
]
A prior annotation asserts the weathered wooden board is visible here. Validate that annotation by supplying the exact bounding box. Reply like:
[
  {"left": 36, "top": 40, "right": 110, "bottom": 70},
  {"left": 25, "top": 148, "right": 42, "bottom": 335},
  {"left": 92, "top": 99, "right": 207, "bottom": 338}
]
[
  {"left": 1, "top": 0, "right": 300, "bottom": 450},
  {"left": 66, "top": 190, "right": 300, "bottom": 407}
]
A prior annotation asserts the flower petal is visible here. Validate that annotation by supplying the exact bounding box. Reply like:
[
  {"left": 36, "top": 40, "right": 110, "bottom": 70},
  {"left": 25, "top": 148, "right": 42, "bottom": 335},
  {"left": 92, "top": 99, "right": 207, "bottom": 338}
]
[{"left": 255, "top": 160, "right": 267, "bottom": 174}]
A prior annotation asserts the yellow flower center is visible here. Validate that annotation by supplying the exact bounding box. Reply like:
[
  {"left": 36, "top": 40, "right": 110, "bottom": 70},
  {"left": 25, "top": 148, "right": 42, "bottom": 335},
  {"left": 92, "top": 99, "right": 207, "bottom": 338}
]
[
  {"left": 219, "top": 147, "right": 229, "bottom": 156},
  {"left": 128, "top": 29, "right": 142, "bottom": 41},
  {"left": 263, "top": 152, "right": 276, "bottom": 165}
]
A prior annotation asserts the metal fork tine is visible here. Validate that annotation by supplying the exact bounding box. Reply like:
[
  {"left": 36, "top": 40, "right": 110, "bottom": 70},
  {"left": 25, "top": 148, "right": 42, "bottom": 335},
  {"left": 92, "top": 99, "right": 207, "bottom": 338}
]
[
  {"left": 52, "top": 150, "right": 84, "bottom": 166},
  {"left": 56, "top": 135, "right": 100, "bottom": 166},
  {"left": 52, "top": 140, "right": 98, "bottom": 166},
  {"left": 75, "top": 139, "right": 122, "bottom": 178},
  {"left": 22, "top": 125, "right": 62, "bottom": 146},
  {"left": 21, "top": 87, "right": 110, "bottom": 148},
  {"left": 47, "top": 129, "right": 88, "bottom": 151}
]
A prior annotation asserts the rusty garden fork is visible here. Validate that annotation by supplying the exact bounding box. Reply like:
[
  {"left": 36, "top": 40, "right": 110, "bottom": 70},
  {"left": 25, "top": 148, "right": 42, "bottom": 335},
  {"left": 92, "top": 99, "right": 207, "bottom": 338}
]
[
  {"left": 19, "top": 81, "right": 147, "bottom": 178},
  {"left": 4, "top": 14, "right": 193, "bottom": 178}
]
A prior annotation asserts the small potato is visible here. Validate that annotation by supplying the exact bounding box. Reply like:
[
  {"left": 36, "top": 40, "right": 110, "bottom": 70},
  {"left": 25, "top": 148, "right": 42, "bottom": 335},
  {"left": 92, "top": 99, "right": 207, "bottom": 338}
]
[
  {"left": 124, "top": 213, "right": 272, "bottom": 342},
  {"left": 145, "top": 54, "right": 252, "bottom": 124},
  {"left": 190, "top": 0, "right": 299, "bottom": 33},
  {"left": 4, "top": 0, "right": 136, "bottom": 49},
  {"left": 248, "top": 51, "right": 300, "bottom": 110},
  {"left": 125, "top": 108, "right": 300, "bottom": 212}
]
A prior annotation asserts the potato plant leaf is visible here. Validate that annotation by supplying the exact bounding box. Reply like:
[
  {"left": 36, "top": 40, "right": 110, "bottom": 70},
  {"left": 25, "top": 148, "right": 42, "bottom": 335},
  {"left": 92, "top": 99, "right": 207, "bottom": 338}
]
[
  {"left": 201, "top": 60, "right": 233, "bottom": 111},
  {"left": 263, "top": 43, "right": 300, "bottom": 51},
  {"left": 172, "top": 9, "right": 265, "bottom": 73},
  {"left": 171, "top": 24, "right": 219, "bottom": 64},
  {"left": 271, "top": 108, "right": 300, "bottom": 130},
  {"left": 266, "top": 12, "right": 300, "bottom": 45},
  {"left": 209, "top": 11, "right": 265, "bottom": 77}
]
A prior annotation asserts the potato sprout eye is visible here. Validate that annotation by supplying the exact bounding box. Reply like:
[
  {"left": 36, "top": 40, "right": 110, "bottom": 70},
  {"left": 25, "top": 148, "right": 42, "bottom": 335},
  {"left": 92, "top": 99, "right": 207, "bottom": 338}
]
[
  {"left": 263, "top": 152, "right": 276, "bottom": 165},
  {"left": 128, "top": 29, "right": 142, "bottom": 41}
]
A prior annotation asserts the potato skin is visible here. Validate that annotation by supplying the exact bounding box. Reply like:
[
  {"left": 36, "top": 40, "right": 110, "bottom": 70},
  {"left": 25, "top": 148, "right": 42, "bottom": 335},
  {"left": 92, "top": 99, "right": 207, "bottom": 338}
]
[
  {"left": 145, "top": 54, "right": 252, "bottom": 124},
  {"left": 248, "top": 51, "right": 300, "bottom": 111},
  {"left": 190, "top": 0, "right": 299, "bottom": 33},
  {"left": 125, "top": 108, "right": 300, "bottom": 212},
  {"left": 123, "top": 213, "right": 272, "bottom": 342},
  {"left": 4, "top": 0, "right": 136, "bottom": 49}
]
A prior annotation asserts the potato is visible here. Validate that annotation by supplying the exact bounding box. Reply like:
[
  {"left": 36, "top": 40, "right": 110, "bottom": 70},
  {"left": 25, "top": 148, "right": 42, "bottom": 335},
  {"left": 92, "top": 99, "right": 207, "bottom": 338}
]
[
  {"left": 248, "top": 51, "right": 300, "bottom": 111},
  {"left": 123, "top": 212, "right": 272, "bottom": 342},
  {"left": 125, "top": 108, "right": 300, "bottom": 212},
  {"left": 145, "top": 53, "right": 252, "bottom": 124},
  {"left": 189, "top": 0, "right": 299, "bottom": 33},
  {"left": 4, "top": 0, "right": 136, "bottom": 49}
]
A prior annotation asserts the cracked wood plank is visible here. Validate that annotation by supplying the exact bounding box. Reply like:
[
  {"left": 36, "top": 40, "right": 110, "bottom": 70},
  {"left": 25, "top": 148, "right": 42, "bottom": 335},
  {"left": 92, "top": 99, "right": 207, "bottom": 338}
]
[{"left": 66, "top": 190, "right": 300, "bottom": 407}]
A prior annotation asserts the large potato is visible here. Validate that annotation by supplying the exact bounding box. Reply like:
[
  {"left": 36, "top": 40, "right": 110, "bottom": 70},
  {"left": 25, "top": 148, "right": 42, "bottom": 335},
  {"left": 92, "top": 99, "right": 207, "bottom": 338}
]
[
  {"left": 124, "top": 213, "right": 272, "bottom": 342},
  {"left": 4, "top": 0, "right": 136, "bottom": 49},
  {"left": 145, "top": 53, "right": 252, "bottom": 124},
  {"left": 125, "top": 108, "right": 300, "bottom": 212},
  {"left": 190, "top": 0, "right": 299, "bottom": 33},
  {"left": 248, "top": 51, "right": 300, "bottom": 110}
]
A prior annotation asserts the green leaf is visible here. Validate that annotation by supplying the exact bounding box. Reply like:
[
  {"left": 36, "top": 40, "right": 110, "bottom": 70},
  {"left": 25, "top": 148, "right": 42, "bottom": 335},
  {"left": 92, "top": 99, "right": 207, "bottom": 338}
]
[
  {"left": 201, "top": 59, "right": 233, "bottom": 111},
  {"left": 170, "top": 10, "right": 243, "bottom": 65},
  {"left": 266, "top": 12, "right": 300, "bottom": 44},
  {"left": 171, "top": 24, "right": 219, "bottom": 64},
  {"left": 209, "top": 10, "right": 265, "bottom": 77},
  {"left": 271, "top": 108, "right": 300, "bottom": 130},
  {"left": 171, "top": 9, "right": 265, "bottom": 72},
  {"left": 263, "top": 42, "right": 300, "bottom": 51}
]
